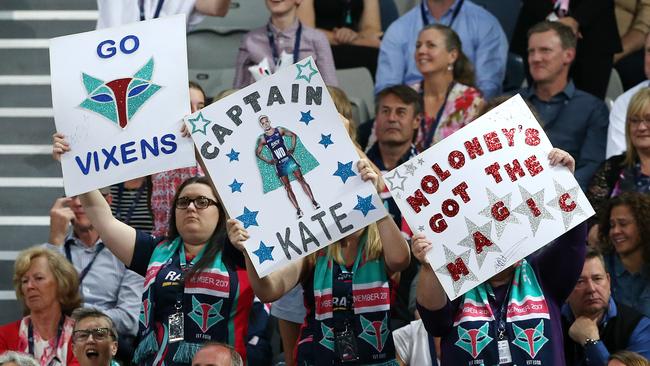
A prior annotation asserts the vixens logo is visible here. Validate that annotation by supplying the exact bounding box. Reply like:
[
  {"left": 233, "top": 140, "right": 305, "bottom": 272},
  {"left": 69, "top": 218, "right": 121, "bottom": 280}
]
[
  {"left": 512, "top": 320, "right": 549, "bottom": 358},
  {"left": 189, "top": 296, "right": 224, "bottom": 333},
  {"left": 358, "top": 314, "right": 389, "bottom": 352},
  {"left": 79, "top": 57, "right": 161, "bottom": 129},
  {"left": 319, "top": 323, "right": 335, "bottom": 351},
  {"left": 455, "top": 322, "right": 493, "bottom": 358},
  {"left": 139, "top": 291, "right": 151, "bottom": 327}
]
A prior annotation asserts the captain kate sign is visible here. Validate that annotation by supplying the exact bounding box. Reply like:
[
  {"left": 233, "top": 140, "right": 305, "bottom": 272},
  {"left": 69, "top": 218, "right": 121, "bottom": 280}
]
[{"left": 50, "top": 14, "right": 195, "bottom": 196}]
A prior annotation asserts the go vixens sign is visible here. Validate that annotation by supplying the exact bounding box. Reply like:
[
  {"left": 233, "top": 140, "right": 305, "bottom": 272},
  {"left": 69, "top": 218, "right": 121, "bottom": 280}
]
[{"left": 50, "top": 15, "right": 195, "bottom": 196}]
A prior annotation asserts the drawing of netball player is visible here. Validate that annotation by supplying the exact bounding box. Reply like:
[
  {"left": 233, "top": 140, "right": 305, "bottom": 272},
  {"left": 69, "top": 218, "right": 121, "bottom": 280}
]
[{"left": 256, "top": 115, "right": 319, "bottom": 218}]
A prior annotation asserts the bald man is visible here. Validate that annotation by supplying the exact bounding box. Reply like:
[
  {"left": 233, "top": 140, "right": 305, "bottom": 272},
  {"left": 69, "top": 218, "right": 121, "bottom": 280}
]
[{"left": 191, "top": 343, "right": 243, "bottom": 366}]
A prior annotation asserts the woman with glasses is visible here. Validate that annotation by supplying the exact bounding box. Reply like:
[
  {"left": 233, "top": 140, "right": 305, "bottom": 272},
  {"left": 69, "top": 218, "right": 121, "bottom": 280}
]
[
  {"left": 52, "top": 135, "right": 253, "bottom": 365},
  {"left": 0, "top": 246, "right": 81, "bottom": 366},
  {"left": 587, "top": 88, "right": 650, "bottom": 245},
  {"left": 70, "top": 308, "right": 119, "bottom": 366}
]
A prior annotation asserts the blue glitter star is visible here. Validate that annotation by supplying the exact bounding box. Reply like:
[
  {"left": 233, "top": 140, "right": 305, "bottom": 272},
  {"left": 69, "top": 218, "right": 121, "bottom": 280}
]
[
  {"left": 188, "top": 112, "right": 211, "bottom": 135},
  {"left": 319, "top": 134, "right": 334, "bottom": 148},
  {"left": 295, "top": 60, "right": 319, "bottom": 83},
  {"left": 353, "top": 195, "right": 376, "bottom": 217},
  {"left": 229, "top": 179, "right": 243, "bottom": 193},
  {"left": 236, "top": 207, "right": 259, "bottom": 228},
  {"left": 333, "top": 161, "right": 357, "bottom": 183},
  {"left": 299, "top": 110, "right": 314, "bottom": 125},
  {"left": 253, "top": 241, "right": 275, "bottom": 264},
  {"left": 226, "top": 148, "right": 240, "bottom": 162}
]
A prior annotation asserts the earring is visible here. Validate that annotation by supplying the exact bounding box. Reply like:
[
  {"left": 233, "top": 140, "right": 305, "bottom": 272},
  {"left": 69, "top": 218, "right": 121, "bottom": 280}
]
[{"left": 447, "top": 64, "right": 453, "bottom": 71}]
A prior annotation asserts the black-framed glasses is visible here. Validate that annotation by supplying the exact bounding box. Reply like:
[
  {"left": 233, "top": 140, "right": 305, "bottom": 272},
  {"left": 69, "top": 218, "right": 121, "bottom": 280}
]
[
  {"left": 72, "top": 328, "right": 113, "bottom": 342},
  {"left": 176, "top": 196, "right": 218, "bottom": 210}
]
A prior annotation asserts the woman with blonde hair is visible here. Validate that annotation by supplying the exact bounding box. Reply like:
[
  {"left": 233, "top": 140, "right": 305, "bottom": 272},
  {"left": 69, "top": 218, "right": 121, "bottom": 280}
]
[
  {"left": 228, "top": 159, "right": 410, "bottom": 365},
  {"left": 609, "top": 350, "right": 650, "bottom": 366},
  {"left": 0, "top": 247, "right": 81, "bottom": 365},
  {"left": 587, "top": 88, "right": 650, "bottom": 245}
]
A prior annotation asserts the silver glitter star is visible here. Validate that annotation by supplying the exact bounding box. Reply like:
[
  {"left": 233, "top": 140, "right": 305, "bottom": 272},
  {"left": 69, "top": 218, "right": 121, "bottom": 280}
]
[
  {"left": 513, "top": 185, "right": 555, "bottom": 236},
  {"left": 546, "top": 179, "right": 587, "bottom": 230},
  {"left": 404, "top": 162, "right": 417, "bottom": 176},
  {"left": 435, "top": 246, "right": 478, "bottom": 297},
  {"left": 478, "top": 188, "right": 519, "bottom": 239},
  {"left": 385, "top": 170, "right": 407, "bottom": 191},
  {"left": 417, "top": 158, "right": 425, "bottom": 165},
  {"left": 418, "top": 225, "right": 425, "bottom": 232},
  {"left": 456, "top": 217, "right": 502, "bottom": 269},
  {"left": 394, "top": 192, "right": 402, "bottom": 200}
]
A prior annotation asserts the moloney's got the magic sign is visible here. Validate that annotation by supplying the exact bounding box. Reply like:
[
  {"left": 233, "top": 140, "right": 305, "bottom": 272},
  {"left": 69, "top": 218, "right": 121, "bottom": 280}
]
[
  {"left": 386, "top": 95, "right": 594, "bottom": 300},
  {"left": 50, "top": 15, "right": 195, "bottom": 196}
]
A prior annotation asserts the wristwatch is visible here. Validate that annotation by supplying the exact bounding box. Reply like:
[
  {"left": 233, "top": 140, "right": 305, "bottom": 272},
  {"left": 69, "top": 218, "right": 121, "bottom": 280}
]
[{"left": 583, "top": 338, "right": 600, "bottom": 347}]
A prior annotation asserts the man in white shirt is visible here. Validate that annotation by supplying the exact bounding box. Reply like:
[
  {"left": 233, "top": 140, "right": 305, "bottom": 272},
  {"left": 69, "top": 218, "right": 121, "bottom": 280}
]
[{"left": 607, "top": 32, "right": 650, "bottom": 158}]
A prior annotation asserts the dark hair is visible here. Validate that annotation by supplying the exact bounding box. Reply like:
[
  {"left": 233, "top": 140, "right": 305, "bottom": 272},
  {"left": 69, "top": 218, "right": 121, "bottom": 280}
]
[
  {"left": 375, "top": 84, "right": 422, "bottom": 117},
  {"left": 71, "top": 307, "right": 118, "bottom": 341},
  {"left": 527, "top": 21, "right": 577, "bottom": 49},
  {"left": 584, "top": 246, "right": 606, "bottom": 271},
  {"left": 197, "top": 342, "right": 243, "bottom": 366},
  {"left": 598, "top": 192, "right": 650, "bottom": 264},
  {"left": 167, "top": 176, "right": 243, "bottom": 278},
  {"left": 189, "top": 81, "right": 207, "bottom": 99},
  {"left": 420, "top": 24, "right": 475, "bottom": 86}
]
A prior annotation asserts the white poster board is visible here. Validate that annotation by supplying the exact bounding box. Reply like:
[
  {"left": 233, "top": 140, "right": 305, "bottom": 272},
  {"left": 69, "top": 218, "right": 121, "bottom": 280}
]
[
  {"left": 186, "top": 57, "right": 387, "bottom": 277},
  {"left": 50, "top": 14, "right": 195, "bottom": 196},
  {"left": 386, "top": 95, "right": 594, "bottom": 300}
]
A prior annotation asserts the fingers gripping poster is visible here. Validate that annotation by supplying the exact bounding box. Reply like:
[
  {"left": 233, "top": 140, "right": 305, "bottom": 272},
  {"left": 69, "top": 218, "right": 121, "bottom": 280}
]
[
  {"left": 386, "top": 95, "right": 594, "bottom": 300},
  {"left": 186, "top": 57, "right": 387, "bottom": 277},
  {"left": 50, "top": 15, "right": 195, "bottom": 196}
]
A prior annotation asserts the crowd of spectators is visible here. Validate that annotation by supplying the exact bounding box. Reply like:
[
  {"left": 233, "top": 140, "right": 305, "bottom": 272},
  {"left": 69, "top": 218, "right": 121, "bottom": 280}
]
[{"left": 2, "top": 0, "right": 650, "bottom": 365}]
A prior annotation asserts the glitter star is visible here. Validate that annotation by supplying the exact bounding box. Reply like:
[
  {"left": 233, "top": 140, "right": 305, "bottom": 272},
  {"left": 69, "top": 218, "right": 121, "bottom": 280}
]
[
  {"left": 385, "top": 170, "right": 407, "bottom": 191},
  {"left": 546, "top": 179, "right": 587, "bottom": 230},
  {"left": 394, "top": 192, "right": 402, "bottom": 200},
  {"left": 319, "top": 133, "right": 333, "bottom": 148},
  {"left": 417, "top": 158, "right": 425, "bottom": 166},
  {"left": 299, "top": 110, "right": 315, "bottom": 125},
  {"left": 226, "top": 148, "right": 240, "bottom": 162},
  {"left": 434, "top": 246, "right": 478, "bottom": 298},
  {"left": 253, "top": 241, "right": 275, "bottom": 264},
  {"left": 295, "top": 59, "right": 319, "bottom": 83},
  {"left": 188, "top": 112, "right": 211, "bottom": 135},
  {"left": 353, "top": 195, "right": 376, "bottom": 217},
  {"left": 333, "top": 161, "right": 357, "bottom": 183},
  {"left": 236, "top": 207, "right": 259, "bottom": 229},
  {"left": 478, "top": 188, "right": 519, "bottom": 239},
  {"left": 456, "top": 217, "right": 502, "bottom": 269},
  {"left": 229, "top": 179, "right": 243, "bottom": 193},
  {"left": 513, "top": 186, "right": 554, "bottom": 236},
  {"left": 418, "top": 225, "right": 425, "bottom": 232},
  {"left": 404, "top": 162, "right": 417, "bottom": 176}
]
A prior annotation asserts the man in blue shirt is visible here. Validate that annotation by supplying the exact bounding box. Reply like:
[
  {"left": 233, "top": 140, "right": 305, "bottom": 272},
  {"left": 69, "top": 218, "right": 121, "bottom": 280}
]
[
  {"left": 520, "top": 21, "right": 608, "bottom": 190},
  {"left": 375, "top": 0, "right": 507, "bottom": 99},
  {"left": 562, "top": 248, "right": 650, "bottom": 365}
]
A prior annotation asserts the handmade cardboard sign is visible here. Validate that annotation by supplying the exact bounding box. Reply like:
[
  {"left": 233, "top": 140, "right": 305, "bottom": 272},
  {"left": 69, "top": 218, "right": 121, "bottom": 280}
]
[
  {"left": 185, "top": 57, "right": 387, "bottom": 277},
  {"left": 386, "top": 95, "right": 594, "bottom": 300},
  {"left": 50, "top": 14, "right": 195, "bottom": 196}
]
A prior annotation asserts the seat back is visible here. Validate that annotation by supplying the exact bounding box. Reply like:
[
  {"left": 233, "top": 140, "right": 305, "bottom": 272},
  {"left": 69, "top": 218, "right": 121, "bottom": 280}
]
[{"left": 336, "top": 67, "right": 375, "bottom": 119}]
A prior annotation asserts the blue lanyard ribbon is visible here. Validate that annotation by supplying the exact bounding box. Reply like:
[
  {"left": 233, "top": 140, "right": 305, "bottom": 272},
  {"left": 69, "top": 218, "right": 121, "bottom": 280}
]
[
  {"left": 420, "top": 0, "right": 464, "bottom": 27},
  {"left": 139, "top": 0, "right": 165, "bottom": 21},
  {"left": 266, "top": 21, "right": 303, "bottom": 67},
  {"left": 64, "top": 240, "right": 105, "bottom": 284}
]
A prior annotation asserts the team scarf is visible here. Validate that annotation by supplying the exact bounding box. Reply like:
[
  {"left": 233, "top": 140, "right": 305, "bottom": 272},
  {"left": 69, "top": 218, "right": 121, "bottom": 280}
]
[
  {"left": 449, "top": 259, "right": 553, "bottom": 365},
  {"left": 307, "top": 232, "right": 397, "bottom": 365},
  {"left": 133, "top": 237, "right": 247, "bottom": 365}
]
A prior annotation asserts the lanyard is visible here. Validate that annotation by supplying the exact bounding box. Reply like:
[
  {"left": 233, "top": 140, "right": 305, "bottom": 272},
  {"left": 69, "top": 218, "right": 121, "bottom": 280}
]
[
  {"left": 420, "top": 0, "right": 464, "bottom": 27},
  {"left": 488, "top": 283, "right": 512, "bottom": 340},
  {"left": 64, "top": 240, "right": 105, "bottom": 284},
  {"left": 28, "top": 316, "right": 65, "bottom": 365},
  {"left": 115, "top": 182, "right": 147, "bottom": 225},
  {"left": 336, "top": 233, "right": 367, "bottom": 311},
  {"left": 266, "top": 21, "right": 303, "bottom": 67},
  {"left": 139, "top": 0, "right": 165, "bottom": 21},
  {"left": 420, "top": 81, "right": 455, "bottom": 149}
]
